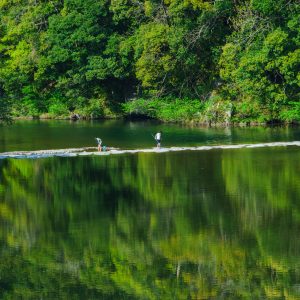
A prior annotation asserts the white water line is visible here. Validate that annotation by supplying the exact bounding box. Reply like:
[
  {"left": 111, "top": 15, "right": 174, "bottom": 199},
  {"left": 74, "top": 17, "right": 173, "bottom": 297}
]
[{"left": 0, "top": 141, "right": 299, "bottom": 159}]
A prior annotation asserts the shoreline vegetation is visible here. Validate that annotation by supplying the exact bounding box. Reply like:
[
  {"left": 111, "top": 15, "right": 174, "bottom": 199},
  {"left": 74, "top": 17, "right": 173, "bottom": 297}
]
[
  {"left": 0, "top": 1, "right": 299, "bottom": 125},
  {"left": 11, "top": 114, "right": 300, "bottom": 127},
  {"left": 11, "top": 97, "right": 300, "bottom": 127}
]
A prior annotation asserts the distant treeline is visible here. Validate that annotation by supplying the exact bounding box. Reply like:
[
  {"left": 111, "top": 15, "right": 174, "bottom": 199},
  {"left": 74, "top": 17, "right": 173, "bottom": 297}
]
[{"left": 0, "top": 0, "right": 299, "bottom": 123}]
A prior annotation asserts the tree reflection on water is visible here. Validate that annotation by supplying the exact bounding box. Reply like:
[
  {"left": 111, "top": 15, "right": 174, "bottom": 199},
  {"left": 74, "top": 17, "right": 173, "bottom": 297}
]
[{"left": 0, "top": 148, "right": 300, "bottom": 299}]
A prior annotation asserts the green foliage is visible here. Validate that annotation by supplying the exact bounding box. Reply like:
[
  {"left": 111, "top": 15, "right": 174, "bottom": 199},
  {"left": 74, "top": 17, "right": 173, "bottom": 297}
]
[
  {"left": 280, "top": 102, "right": 300, "bottom": 121},
  {"left": 0, "top": 97, "right": 11, "bottom": 122},
  {"left": 48, "top": 102, "right": 69, "bottom": 117},
  {"left": 123, "top": 98, "right": 204, "bottom": 121},
  {"left": 232, "top": 99, "right": 268, "bottom": 123},
  {"left": 219, "top": 2, "right": 300, "bottom": 122},
  {"left": 76, "top": 98, "right": 106, "bottom": 119},
  {"left": 0, "top": 0, "right": 298, "bottom": 122},
  {"left": 15, "top": 86, "right": 45, "bottom": 117},
  {"left": 201, "top": 96, "right": 233, "bottom": 124}
]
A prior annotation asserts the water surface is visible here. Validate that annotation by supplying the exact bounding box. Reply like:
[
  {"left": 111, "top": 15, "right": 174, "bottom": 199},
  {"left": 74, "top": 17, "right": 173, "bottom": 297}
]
[
  {"left": 0, "top": 121, "right": 300, "bottom": 299},
  {"left": 1, "top": 119, "right": 300, "bottom": 152}
]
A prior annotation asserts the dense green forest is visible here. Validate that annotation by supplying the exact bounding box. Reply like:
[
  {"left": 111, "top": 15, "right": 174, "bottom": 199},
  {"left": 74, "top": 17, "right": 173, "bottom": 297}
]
[{"left": 0, "top": 0, "right": 299, "bottom": 123}]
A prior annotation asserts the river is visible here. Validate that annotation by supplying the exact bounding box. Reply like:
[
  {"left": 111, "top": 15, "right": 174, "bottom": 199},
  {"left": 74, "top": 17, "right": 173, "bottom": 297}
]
[{"left": 0, "top": 120, "right": 300, "bottom": 299}]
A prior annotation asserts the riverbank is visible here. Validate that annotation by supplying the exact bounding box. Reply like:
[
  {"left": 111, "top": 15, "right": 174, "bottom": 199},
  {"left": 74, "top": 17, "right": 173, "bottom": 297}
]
[
  {"left": 11, "top": 97, "right": 299, "bottom": 127},
  {"left": 122, "top": 98, "right": 300, "bottom": 126},
  {"left": 11, "top": 116, "right": 299, "bottom": 128},
  {"left": 11, "top": 115, "right": 299, "bottom": 127}
]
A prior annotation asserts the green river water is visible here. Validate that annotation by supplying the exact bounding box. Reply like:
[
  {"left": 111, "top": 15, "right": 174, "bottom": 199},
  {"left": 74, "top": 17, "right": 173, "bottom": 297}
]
[{"left": 0, "top": 120, "right": 300, "bottom": 299}]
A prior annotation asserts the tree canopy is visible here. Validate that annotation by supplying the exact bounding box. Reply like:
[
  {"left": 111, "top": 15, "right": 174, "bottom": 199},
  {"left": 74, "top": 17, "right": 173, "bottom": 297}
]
[{"left": 0, "top": 0, "right": 299, "bottom": 122}]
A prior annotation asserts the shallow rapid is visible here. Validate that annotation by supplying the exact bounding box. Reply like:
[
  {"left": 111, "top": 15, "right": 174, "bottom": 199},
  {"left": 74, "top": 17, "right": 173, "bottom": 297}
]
[{"left": 1, "top": 141, "right": 299, "bottom": 159}]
